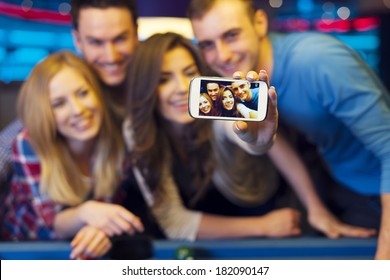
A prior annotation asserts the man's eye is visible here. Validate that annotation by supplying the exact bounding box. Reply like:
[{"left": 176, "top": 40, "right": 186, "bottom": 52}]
[
  {"left": 198, "top": 41, "right": 213, "bottom": 50},
  {"left": 225, "top": 31, "right": 239, "bottom": 41},
  {"left": 114, "top": 35, "right": 129, "bottom": 44},
  {"left": 87, "top": 40, "right": 102, "bottom": 46}
]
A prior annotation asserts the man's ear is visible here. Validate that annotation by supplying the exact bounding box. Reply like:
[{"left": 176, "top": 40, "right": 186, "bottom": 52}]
[
  {"left": 134, "top": 24, "right": 140, "bottom": 47},
  {"left": 135, "top": 23, "right": 139, "bottom": 39},
  {"left": 71, "top": 29, "right": 82, "bottom": 53},
  {"left": 254, "top": 9, "right": 268, "bottom": 37}
]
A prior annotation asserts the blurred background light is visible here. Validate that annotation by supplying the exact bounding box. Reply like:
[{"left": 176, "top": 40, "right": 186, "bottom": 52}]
[
  {"left": 322, "top": 2, "right": 335, "bottom": 13},
  {"left": 58, "top": 2, "right": 71, "bottom": 15},
  {"left": 21, "top": 0, "right": 33, "bottom": 12},
  {"left": 0, "top": 0, "right": 388, "bottom": 83},
  {"left": 337, "top": 6, "right": 351, "bottom": 20},
  {"left": 297, "top": 0, "right": 314, "bottom": 14},
  {"left": 269, "top": 0, "right": 283, "bottom": 9}
]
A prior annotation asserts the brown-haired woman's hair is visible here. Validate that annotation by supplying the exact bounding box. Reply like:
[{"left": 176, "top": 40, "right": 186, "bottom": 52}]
[
  {"left": 17, "top": 50, "right": 124, "bottom": 205},
  {"left": 126, "top": 32, "right": 213, "bottom": 205},
  {"left": 219, "top": 86, "right": 241, "bottom": 118}
]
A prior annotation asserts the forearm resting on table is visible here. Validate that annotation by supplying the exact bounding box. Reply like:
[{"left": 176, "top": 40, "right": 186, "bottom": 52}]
[
  {"left": 53, "top": 204, "right": 86, "bottom": 239},
  {"left": 196, "top": 210, "right": 301, "bottom": 240},
  {"left": 376, "top": 193, "right": 390, "bottom": 259},
  {"left": 196, "top": 214, "right": 264, "bottom": 240}
]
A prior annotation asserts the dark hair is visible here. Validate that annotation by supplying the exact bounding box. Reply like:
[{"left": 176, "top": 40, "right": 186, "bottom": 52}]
[
  {"left": 219, "top": 86, "right": 241, "bottom": 118},
  {"left": 187, "top": 0, "right": 256, "bottom": 19},
  {"left": 126, "top": 32, "right": 213, "bottom": 204},
  {"left": 71, "top": 0, "right": 138, "bottom": 29}
]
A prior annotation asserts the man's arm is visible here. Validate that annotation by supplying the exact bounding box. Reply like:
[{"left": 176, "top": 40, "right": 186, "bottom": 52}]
[
  {"left": 269, "top": 135, "right": 376, "bottom": 238},
  {"left": 376, "top": 193, "right": 390, "bottom": 259},
  {"left": 236, "top": 103, "right": 259, "bottom": 119},
  {"left": 228, "top": 70, "right": 278, "bottom": 155}
]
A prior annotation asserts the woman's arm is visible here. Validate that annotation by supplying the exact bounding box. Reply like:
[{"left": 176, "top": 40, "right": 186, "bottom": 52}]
[
  {"left": 197, "top": 208, "right": 301, "bottom": 239},
  {"left": 53, "top": 200, "right": 144, "bottom": 239},
  {"left": 141, "top": 164, "right": 301, "bottom": 240}
]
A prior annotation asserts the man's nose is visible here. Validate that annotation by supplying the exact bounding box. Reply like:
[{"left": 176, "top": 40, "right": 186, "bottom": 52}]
[
  {"left": 215, "top": 41, "right": 233, "bottom": 63},
  {"left": 104, "top": 43, "right": 120, "bottom": 62}
]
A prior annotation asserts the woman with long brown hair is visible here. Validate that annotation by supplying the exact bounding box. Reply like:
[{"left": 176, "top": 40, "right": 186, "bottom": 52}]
[{"left": 122, "top": 32, "right": 305, "bottom": 241}]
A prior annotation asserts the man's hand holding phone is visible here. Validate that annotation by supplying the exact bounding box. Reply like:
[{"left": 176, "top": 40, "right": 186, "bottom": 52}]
[
  {"left": 189, "top": 75, "right": 268, "bottom": 121},
  {"left": 188, "top": 70, "right": 278, "bottom": 152},
  {"left": 232, "top": 70, "right": 278, "bottom": 149}
]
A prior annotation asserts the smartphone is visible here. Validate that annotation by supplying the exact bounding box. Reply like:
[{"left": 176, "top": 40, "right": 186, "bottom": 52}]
[{"left": 189, "top": 76, "right": 268, "bottom": 121}]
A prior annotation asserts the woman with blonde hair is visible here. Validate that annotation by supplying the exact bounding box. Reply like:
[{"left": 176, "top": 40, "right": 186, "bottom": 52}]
[
  {"left": 199, "top": 92, "right": 219, "bottom": 116},
  {"left": 3, "top": 51, "right": 143, "bottom": 259}
]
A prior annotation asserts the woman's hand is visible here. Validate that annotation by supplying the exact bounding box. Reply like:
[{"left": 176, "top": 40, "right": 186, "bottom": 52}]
[
  {"left": 79, "top": 201, "right": 144, "bottom": 237},
  {"left": 70, "top": 225, "right": 112, "bottom": 259},
  {"left": 257, "top": 208, "right": 301, "bottom": 237}
]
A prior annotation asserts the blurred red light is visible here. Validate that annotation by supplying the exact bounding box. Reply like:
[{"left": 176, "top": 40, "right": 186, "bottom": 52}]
[{"left": 353, "top": 17, "right": 380, "bottom": 32}]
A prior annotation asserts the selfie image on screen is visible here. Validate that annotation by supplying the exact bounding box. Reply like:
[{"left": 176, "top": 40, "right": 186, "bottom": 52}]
[{"left": 199, "top": 79, "right": 260, "bottom": 119}]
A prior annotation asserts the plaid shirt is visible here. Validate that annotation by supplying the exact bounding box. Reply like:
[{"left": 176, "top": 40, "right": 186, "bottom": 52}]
[
  {"left": 3, "top": 129, "right": 63, "bottom": 240},
  {"left": 3, "top": 129, "right": 123, "bottom": 241},
  {"left": 0, "top": 119, "right": 23, "bottom": 187}
]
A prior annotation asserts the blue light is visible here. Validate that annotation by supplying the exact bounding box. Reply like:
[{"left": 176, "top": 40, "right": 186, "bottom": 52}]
[
  {"left": 297, "top": 0, "right": 315, "bottom": 14},
  {"left": 7, "top": 47, "right": 49, "bottom": 64},
  {"left": 0, "top": 66, "right": 33, "bottom": 83},
  {"left": 9, "top": 30, "right": 56, "bottom": 48},
  {"left": 0, "top": 48, "right": 6, "bottom": 63},
  {"left": 0, "top": 29, "right": 6, "bottom": 45}
]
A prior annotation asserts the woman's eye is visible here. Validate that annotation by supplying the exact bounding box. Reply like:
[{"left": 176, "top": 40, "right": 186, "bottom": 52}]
[
  {"left": 78, "top": 89, "right": 89, "bottom": 97},
  {"left": 51, "top": 100, "right": 65, "bottom": 109},
  {"left": 159, "top": 76, "right": 169, "bottom": 85}
]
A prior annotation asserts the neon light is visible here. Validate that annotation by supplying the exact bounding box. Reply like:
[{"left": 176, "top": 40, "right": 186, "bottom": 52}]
[{"left": 0, "top": 2, "right": 70, "bottom": 25}]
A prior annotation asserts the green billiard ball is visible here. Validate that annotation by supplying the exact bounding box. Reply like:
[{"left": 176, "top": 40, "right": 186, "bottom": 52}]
[{"left": 173, "top": 246, "right": 195, "bottom": 260}]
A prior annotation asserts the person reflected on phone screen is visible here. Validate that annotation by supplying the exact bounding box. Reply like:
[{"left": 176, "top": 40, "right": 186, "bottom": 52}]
[
  {"left": 219, "top": 86, "right": 242, "bottom": 118},
  {"left": 231, "top": 80, "right": 259, "bottom": 110},
  {"left": 199, "top": 93, "right": 220, "bottom": 116},
  {"left": 206, "top": 82, "right": 220, "bottom": 105}
]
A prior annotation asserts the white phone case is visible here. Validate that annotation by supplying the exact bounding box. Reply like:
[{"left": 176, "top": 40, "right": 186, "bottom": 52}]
[{"left": 189, "top": 76, "right": 268, "bottom": 122}]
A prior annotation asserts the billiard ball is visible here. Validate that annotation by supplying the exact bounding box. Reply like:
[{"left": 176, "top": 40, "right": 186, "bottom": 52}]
[{"left": 173, "top": 246, "right": 195, "bottom": 260}]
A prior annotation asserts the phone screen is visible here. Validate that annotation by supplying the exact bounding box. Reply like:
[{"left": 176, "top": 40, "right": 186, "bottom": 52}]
[{"left": 189, "top": 76, "right": 268, "bottom": 122}]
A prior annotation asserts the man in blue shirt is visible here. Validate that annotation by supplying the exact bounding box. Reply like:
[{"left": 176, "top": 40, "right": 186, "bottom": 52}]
[
  {"left": 188, "top": 0, "right": 390, "bottom": 259},
  {"left": 231, "top": 80, "right": 259, "bottom": 110}
]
